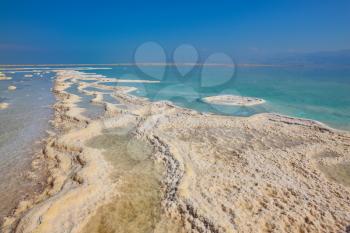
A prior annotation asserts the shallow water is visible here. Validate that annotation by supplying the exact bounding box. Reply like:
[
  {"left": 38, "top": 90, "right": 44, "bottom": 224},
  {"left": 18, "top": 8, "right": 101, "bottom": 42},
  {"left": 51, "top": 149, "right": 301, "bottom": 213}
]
[
  {"left": 65, "top": 84, "right": 105, "bottom": 119},
  {"left": 102, "top": 94, "right": 120, "bottom": 105},
  {"left": 0, "top": 71, "right": 54, "bottom": 222},
  {"left": 78, "top": 96, "right": 105, "bottom": 119},
  {"left": 82, "top": 127, "right": 165, "bottom": 233},
  {"left": 83, "top": 86, "right": 114, "bottom": 94}
]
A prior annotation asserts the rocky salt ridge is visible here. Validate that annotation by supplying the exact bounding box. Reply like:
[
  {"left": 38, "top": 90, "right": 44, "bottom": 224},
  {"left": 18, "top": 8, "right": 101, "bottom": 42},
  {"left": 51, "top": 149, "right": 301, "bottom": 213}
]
[{"left": 2, "top": 70, "right": 350, "bottom": 233}]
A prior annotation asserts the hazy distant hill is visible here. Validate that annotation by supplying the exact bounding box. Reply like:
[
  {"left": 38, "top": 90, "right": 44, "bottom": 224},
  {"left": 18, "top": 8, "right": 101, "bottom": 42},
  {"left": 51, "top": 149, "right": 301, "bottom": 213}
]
[{"left": 255, "top": 49, "right": 350, "bottom": 66}]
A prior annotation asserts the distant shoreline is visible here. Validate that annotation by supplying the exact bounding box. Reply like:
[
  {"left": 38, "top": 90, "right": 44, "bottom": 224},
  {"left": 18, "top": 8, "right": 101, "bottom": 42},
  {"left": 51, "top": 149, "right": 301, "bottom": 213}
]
[{"left": 1, "top": 63, "right": 349, "bottom": 68}]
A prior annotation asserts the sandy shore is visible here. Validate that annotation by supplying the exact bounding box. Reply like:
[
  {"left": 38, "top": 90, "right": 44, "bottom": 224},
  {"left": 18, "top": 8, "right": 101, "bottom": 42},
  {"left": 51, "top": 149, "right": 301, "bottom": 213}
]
[{"left": 3, "top": 70, "right": 350, "bottom": 233}]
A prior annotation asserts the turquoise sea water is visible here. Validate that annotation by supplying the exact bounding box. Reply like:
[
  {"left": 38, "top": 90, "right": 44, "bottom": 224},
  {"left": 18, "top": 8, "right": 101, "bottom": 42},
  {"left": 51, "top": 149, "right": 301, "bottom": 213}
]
[{"left": 86, "top": 65, "right": 350, "bottom": 130}]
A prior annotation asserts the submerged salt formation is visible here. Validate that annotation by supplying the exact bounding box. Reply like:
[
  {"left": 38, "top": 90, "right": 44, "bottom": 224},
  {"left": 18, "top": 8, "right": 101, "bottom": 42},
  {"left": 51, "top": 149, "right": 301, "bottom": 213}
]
[
  {"left": 7, "top": 86, "right": 16, "bottom": 91},
  {"left": 0, "top": 103, "right": 9, "bottom": 109},
  {"left": 203, "top": 94, "right": 265, "bottom": 106},
  {"left": 0, "top": 73, "right": 12, "bottom": 81},
  {"left": 0, "top": 77, "right": 12, "bottom": 81},
  {"left": 3, "top": 70, "right": 350, "bottom": 233}
]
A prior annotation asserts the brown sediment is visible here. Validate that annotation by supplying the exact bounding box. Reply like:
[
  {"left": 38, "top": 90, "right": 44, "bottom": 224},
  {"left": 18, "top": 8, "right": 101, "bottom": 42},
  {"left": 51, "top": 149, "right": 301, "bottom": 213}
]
[{"left": 3, "top": 69, "right": 350, "bottom": 233}]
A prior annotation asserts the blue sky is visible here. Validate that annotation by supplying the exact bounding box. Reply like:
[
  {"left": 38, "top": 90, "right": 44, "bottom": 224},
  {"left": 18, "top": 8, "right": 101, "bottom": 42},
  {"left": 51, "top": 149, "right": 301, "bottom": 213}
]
[{"left": 0, "top": 0, "right": 349, "bottom": 64}]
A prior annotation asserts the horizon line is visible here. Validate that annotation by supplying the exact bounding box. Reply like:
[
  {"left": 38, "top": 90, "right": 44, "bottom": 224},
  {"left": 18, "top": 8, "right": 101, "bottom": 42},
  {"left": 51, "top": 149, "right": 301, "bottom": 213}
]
[{"left": 1, "top": 62, "right": 349, "bottom": 68}]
